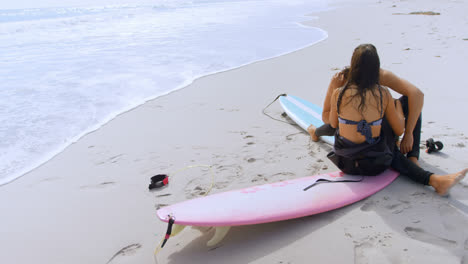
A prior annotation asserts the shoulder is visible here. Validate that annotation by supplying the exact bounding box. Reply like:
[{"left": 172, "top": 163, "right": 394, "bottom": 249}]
[
  {"left": 379, "top": 85, "right": 390, "bottom": 93},
  {"left": 332, "top": 86, "right": 345, "bottom": 99},
  {"left": 379, "top": 68, "right": 401, "bottom": 88},
  {"left": 379, "top": 68, "right": 397, "bottom": 83},
  {"left": 379, "top": 68, "right": 416, "bottom": 96},
  {"left": 379, "top": 85, "right": 393, "bottom": 104}
]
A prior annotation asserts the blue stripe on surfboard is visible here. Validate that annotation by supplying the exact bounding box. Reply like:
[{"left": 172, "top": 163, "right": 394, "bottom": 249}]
[
  {"left": 289, "top": 95, "right": 324, "bottom": 117},
  {"left": 279, "top": 95, "right": 334, "bottom": 145}
]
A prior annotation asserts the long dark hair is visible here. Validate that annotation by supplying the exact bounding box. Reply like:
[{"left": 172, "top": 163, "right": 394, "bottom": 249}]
[{"left": 337, "top": 44, "right": 381, "bottom": 114}]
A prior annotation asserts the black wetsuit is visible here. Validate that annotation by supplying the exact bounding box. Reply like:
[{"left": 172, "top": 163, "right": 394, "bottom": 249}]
[{"left": 322, "top": 95, "right": 431, "bottom": 184}]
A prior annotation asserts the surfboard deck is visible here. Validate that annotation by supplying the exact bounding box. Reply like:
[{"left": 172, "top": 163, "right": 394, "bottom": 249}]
[
  {"left": 279, "top": 94, "right": 334, "bottom": 145},
  {"left": 156, "top": 169, "right": 398, "bottom": 247},
  {"left": 156, "top": 170, "right": 398, "bottom": 227}
]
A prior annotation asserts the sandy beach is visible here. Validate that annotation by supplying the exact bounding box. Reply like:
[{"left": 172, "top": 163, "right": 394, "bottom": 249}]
[{"left": 1, "top": 0, "right": 468, "bottom": 263}]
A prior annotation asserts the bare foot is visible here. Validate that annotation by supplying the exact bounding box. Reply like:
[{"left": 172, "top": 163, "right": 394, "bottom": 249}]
[
  {"left": 429, "top": 169, "right": 468, "bottom": 196},
  {"left": 307, "top": 125, "right": 319, "bottom": 142},
  {"left": 408, "top": 156, "right": 420, "bottom": 167}
]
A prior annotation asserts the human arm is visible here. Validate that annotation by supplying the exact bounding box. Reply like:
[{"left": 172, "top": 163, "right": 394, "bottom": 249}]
[
  {"left": 383, "top": 88, "right": 405, "bottom": 137},
  {"left": 380, "top": 69, "right": 424, "bottom": 153},
  {"left": 329, "top": 89, "right": 340, "bottom": 129},
  {"left": 323, "top": 72, "right": 347, "bottom": 124}
]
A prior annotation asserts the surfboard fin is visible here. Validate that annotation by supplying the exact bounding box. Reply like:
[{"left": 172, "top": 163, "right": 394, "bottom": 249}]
[
  {"left": 171, "top": 224, "right": 186, "bottom": 236},
  {"left": 207, "top": 226, "right": 231, "bottom": 247}
]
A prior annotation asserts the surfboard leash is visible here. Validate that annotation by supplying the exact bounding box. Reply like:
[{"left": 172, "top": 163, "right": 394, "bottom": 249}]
[
  {"left": 303, "top": 176, "right": 364, "bottom": 191},
  {"left": 149, "top": 164, "right": 215, "bottom": 193},
  {"left": 148, "top": 174, "right": 169, "bottom": 190},
  {"left": 262, "top": 93, "right": 296, "bottom": 125},
  {"left": 152, "top": 165, "right": 216, "bottom": 260},
  {"left": 161, "top": 216, "right": 175, "bottom": 248},
  {"left": 153, "top": 215, "right": 175, "bottom": 258},
  {"left": 425, "top": 138, "right": 444, "bottom": 154}
]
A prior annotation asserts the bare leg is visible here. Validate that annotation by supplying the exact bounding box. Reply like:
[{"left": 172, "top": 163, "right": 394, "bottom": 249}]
[
  {"left": 307, "top": 125, "right": 319, "bottom": 142},
  {"left": 429, "top": 169, "right": 468, "bottom": 196}
]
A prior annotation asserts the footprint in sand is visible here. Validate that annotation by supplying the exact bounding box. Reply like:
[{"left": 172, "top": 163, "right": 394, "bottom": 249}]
[
  {"left": 353, "top": 233, "right": 395, "bottom": 264},
  {"left": 184, "top": 180, "right": 210, "bottom": 198},
  {"left": 360, "top": 196, "right": 412, "bottom": 215},
  {"left": 218, "top": 108, "right": 239, "bottom": 112},
  {"left": 263, "top": 145, "right": 290, "bottom": 164},
  {"left": 183, "top": 164, "right": 243, "bottom": 197},
  {"left": 285, "top": 132, "right": 304, "bottom": 141},
  {"left": 211, "top": 164, "right": 244, "bottom": 189},
  {"left": 28, "top": 176, "right": 62, "bottom": 187},
  {"left": 106, "top": 243, "right": 142, "bottom": 264},
  {"left": 96, "top": 154, "right": 125, "bottom": 165},
  {"left": 80, "top": 181, "right": 116, "bottom": 190},
  {"left": 267, "top": 172, "right": 296, "bottom": 183},
  {"left": 155, "top": 204, "right": 169, "bottom": 210},
  {"left": 251, "top": 174, "right": 268, "bottom": 183},
  {"left": 307, "top": 162, "right": 322, "bottom": 175},
  {"left": 295, "top": 155, "right": 307, "bottom": 160},
  {"left": 306, "top": 141, "right": 326, "bottom": 159},
  {"left": 228, "top": 130, "right": 248, "bottom": 136},
  {"left": 354, "top": 241, "right": 374, "bottom": 263},
  {"left": 385, "top": 201, "right": 410, "bottom": 215},
  {"left": 247, "top": 158, "right": 256, "bottom": 163},
  {"left": 360, "top": 199, "right": 378, "bottom": 212},
  {"left": 404, "top": 227, "right": 458, "bottom": 248},
  {"left": 263, "top": 149, "right": 285, "bottom": 164}
]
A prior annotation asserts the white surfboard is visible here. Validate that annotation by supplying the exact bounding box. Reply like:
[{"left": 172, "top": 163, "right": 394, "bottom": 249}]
[{"left": 279, "top": 94, "right": 334, "bottom": 145}]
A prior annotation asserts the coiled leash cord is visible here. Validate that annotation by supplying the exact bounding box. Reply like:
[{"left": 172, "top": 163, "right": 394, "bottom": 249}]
[{"left": 262, "top": 93, "right": 296, "bottom": 125}]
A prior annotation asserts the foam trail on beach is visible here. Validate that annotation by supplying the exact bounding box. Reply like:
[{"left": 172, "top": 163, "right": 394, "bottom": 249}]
[{"left": 0, "top": 0, "right": 329, "bottom": 185}]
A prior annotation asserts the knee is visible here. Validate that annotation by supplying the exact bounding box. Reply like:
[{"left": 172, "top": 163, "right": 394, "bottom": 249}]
[{"left": 398, "top": 96, "right": 409, "bottom": 115}]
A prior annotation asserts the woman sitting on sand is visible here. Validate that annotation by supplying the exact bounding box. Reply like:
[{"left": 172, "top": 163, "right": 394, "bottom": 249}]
[
  {"left": 310, "top": 66, "right": 423, "bottom": 166},
  {"left": 323, "top": 43, "right": 467, "bottom": 196}
]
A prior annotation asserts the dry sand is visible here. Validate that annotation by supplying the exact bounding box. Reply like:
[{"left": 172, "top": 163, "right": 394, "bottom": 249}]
[{"left": 1, "top": 0, "right": 468, "bottom": 263}]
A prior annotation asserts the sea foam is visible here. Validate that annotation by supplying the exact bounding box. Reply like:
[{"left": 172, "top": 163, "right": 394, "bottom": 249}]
[{"left": 0, "top": 0, "right": 329, "bottom": 185}]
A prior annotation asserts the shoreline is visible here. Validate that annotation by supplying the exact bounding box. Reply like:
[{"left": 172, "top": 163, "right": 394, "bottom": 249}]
[
  {"left": 0, "top": 7, "right": 328, "bottom": 187},
  {"left": 1, "top": 0, "right": 468, "bottom": 263}
]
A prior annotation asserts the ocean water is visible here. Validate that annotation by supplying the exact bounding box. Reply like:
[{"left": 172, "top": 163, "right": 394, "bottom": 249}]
[{"left": 0, "top": 0, "right": 329, "bottom": 185}]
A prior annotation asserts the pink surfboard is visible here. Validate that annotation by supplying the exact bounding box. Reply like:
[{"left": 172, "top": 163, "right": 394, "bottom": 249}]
[
  {"left": 156, "top": 169, "right": 399, "bottom": 227},
  {"left": 155, "top": 94, "right": 399, "bottom": 248}
]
